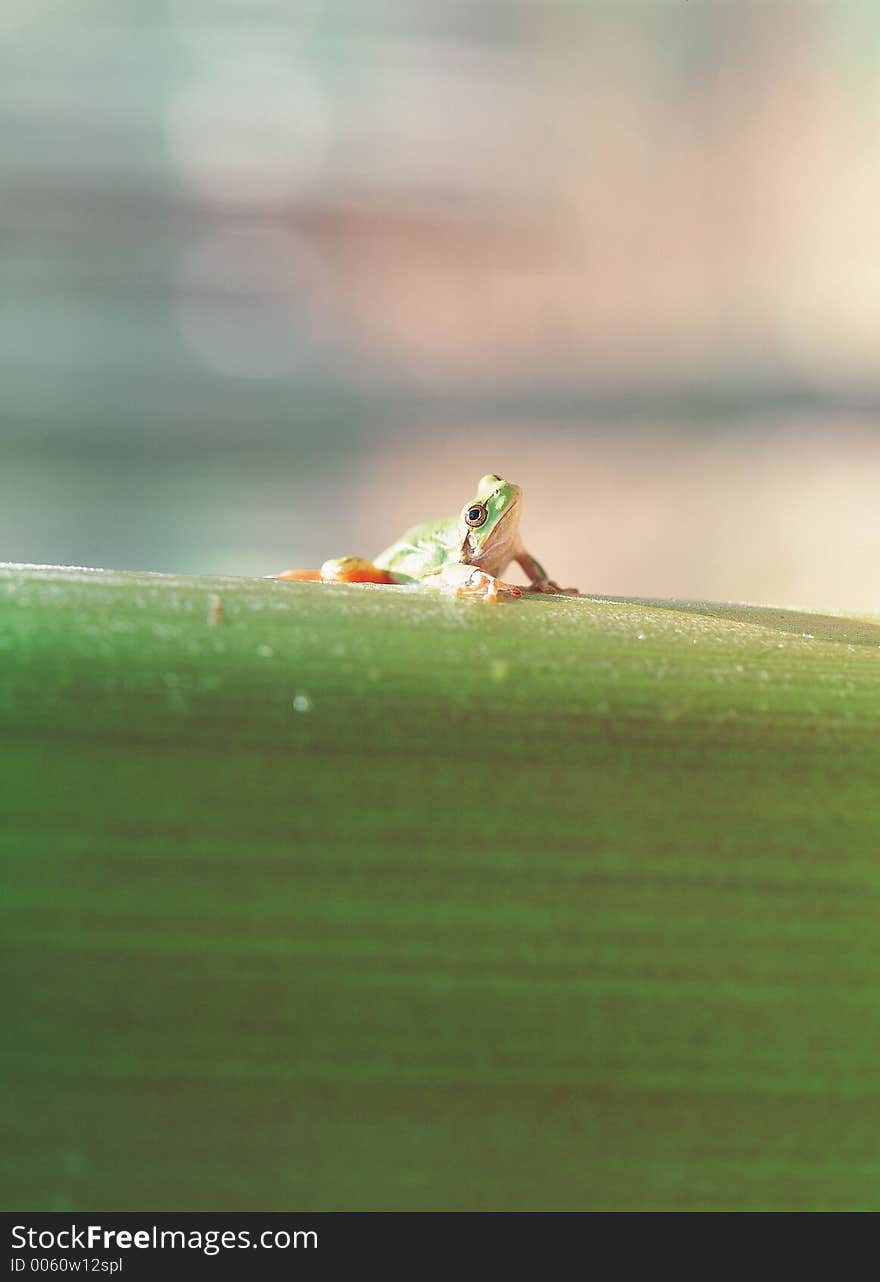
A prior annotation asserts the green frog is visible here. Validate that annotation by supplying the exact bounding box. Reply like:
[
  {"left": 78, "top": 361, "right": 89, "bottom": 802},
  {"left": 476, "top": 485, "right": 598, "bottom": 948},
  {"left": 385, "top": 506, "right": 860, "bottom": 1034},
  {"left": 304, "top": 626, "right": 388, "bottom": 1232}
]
[{"left": 273, "top": 473, "right": 578, "bottom": 603}]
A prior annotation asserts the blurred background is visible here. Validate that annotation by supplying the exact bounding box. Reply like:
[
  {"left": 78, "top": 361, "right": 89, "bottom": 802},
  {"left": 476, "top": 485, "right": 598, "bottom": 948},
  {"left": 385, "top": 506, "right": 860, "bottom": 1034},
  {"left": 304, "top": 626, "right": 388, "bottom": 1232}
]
[{"left": 3, "top": 0, "right": 880, "bottom": 610}]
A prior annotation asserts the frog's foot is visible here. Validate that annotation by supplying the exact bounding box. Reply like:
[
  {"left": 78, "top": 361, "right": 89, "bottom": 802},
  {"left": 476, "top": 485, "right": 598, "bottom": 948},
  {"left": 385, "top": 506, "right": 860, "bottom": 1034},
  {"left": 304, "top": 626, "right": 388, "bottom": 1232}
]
[
  {"left": 459, "top": 571, "right": 523, "bottom": 604},
  {"left": 421, "top": 563, "right": 522, "bottom": 603},
  {"left": 271, "top": 568, "right": 323, "bottom": 580},
  {"left": 319, "top": 557, "right": 400, "bottom": 585},
  {"left": 526, "top": 578, "right": 580, "bottom": 596},
  {"left": 271, "top": 558, "right": 399, "bottom": 584}
]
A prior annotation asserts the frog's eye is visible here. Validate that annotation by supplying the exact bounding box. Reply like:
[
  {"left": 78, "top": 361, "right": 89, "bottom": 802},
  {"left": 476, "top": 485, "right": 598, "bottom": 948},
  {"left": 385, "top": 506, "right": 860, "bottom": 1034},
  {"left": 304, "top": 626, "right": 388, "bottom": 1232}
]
[{"left": 465, "top": 503, "right": 488, "bottom": 528}]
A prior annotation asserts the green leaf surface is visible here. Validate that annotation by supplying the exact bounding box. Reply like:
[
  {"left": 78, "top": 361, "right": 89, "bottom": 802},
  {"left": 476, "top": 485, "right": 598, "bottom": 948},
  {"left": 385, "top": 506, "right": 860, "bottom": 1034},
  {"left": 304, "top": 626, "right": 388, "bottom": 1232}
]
[{"left": 3, "top": 565, "right": 880, "bottom": 1210}]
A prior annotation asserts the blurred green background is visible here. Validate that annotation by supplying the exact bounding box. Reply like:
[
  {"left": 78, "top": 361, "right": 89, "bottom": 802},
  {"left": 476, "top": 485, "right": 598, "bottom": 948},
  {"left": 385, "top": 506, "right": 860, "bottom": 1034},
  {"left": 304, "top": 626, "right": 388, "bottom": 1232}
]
[{"left": 3, "top": 0, "right": 880, "bottom": 606}]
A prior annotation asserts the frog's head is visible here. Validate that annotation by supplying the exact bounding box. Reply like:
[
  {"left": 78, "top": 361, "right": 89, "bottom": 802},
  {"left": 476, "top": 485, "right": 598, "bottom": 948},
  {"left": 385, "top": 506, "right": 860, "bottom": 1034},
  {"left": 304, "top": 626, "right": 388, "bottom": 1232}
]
[{"left": 459, "top": 473, "right": 522, "bottom": 563}]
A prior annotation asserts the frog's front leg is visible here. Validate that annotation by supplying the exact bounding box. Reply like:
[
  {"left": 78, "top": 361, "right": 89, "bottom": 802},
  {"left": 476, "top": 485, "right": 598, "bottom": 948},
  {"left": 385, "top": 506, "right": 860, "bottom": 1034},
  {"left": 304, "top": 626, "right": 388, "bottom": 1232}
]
[
  {"left": 421, "top": 561, "right": 522, "bottom": 604},
  {"left": 515, "top": 550, "right": 579, "bottom": 596},
  {"left": 272, "top": 557, "right": 404, "bottom": 585}
]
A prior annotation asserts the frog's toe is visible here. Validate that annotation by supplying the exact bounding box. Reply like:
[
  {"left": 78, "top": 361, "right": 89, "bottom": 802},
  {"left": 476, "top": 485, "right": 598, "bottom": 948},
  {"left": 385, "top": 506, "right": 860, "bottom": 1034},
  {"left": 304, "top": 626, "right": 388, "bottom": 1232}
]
[
  {"left": 528, "top": 578, "right": 579, "bottom": 596},
  {"left": 456, "top": 570, "right": 522, "bottom": 604}
]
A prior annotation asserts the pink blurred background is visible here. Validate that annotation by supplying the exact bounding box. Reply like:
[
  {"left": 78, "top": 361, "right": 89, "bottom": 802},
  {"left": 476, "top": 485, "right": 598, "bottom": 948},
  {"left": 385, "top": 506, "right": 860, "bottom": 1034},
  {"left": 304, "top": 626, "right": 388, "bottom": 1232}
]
[{"left": 3, "top": 0, "right": 880, "bottom": 609}]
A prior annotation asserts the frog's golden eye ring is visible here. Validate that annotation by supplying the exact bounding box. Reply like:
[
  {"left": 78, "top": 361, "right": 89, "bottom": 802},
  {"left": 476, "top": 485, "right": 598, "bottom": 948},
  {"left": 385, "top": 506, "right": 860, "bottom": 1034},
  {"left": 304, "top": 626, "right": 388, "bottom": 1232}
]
[{"left": 465, "top": 503, "right": 488, "bottom": 528}]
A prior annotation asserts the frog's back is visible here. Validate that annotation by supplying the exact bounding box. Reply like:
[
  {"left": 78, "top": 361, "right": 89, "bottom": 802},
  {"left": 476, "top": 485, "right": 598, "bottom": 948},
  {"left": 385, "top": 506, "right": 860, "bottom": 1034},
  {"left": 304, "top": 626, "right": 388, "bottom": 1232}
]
[{"left": 374, "top": 516, "right": 461, "bottom": 580}]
